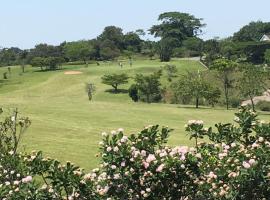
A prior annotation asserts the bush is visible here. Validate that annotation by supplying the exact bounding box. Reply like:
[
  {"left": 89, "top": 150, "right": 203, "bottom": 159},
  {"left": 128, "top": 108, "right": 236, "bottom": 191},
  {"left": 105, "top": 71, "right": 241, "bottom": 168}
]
[
  {"left": 230, "top": 97, "right": 241, "bottom": 108},
  {"left": 257, "top": 100, "right": 270, "bottom": 111},
  {"left": 1, "top": 107, "right": 270, "bottom": 199}
]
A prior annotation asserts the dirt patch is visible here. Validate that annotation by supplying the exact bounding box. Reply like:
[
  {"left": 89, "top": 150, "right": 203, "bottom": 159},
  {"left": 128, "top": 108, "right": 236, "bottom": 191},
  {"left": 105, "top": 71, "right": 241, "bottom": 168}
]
[
  {"left": 242, "top": 90, "right": 270, "bottom": 106},
  {"left": 64, "top": 71, "right": 83, "bottom": 75}
]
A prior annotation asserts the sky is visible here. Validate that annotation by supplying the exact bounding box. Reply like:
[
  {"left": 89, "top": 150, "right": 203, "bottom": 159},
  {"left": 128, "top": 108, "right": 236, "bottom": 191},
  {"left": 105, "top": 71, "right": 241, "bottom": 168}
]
[{"left": 1, "top": 0, "right": 270, "bottom": 49}]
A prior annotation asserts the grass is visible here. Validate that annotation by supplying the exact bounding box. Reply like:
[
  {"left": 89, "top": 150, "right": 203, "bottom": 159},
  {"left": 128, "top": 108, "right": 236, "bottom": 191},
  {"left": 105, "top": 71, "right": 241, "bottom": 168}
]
[{"left": 1, "top": 58, "right": 269, "bottom": 170}]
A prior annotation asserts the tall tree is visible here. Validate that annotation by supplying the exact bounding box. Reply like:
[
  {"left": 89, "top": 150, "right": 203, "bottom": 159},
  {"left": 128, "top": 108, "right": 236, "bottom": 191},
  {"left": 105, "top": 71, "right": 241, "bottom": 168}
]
[
  {"left": 233, "top": 21, "right": 270, "bottom": 42},
  {"left": 210, "top": 58, "right": 237, "bottom": 110},
  {"left": 150, "top": 12, "right": 205, "bottom": 61}
]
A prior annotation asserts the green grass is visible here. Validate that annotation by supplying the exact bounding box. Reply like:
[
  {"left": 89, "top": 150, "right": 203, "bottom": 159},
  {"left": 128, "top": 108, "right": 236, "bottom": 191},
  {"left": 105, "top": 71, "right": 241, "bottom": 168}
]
[{"left": 1, "top": 58, "right": 269, "bottom": 170}]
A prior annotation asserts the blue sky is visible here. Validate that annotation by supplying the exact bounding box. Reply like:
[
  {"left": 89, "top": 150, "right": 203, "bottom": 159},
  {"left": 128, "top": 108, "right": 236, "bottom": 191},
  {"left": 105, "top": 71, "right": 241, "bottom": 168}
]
[{"left": 1, "top": 0, "right": 270, "bottom": 49}]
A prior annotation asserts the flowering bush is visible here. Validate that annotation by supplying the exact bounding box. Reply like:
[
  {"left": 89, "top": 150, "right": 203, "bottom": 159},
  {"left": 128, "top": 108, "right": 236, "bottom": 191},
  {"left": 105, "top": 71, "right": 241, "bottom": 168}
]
[{"left": 0, "top": 107, "right": 270, "bottom": 199}]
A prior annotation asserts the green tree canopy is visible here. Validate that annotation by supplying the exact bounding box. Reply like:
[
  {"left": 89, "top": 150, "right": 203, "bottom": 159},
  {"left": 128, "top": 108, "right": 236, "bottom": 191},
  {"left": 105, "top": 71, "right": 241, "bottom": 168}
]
[
  {"left": 101, "top": 73, "right": 129, "bottom": 93},
  {"left": 233, "top": 21, "right": 270, "bottom": 42}
]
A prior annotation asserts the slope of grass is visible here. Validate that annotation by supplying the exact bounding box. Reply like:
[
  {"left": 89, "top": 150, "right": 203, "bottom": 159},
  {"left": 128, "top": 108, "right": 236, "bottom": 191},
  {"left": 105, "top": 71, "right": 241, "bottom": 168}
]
[{"left": 1, "top": 58, "right": 269, "bottom": 169}]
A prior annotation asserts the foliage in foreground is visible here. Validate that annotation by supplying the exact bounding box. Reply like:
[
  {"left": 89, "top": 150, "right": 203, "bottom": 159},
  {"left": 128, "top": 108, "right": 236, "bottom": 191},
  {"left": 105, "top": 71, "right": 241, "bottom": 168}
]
[{"left": 1, "top": 107, "right": 270, "bottom": 199}]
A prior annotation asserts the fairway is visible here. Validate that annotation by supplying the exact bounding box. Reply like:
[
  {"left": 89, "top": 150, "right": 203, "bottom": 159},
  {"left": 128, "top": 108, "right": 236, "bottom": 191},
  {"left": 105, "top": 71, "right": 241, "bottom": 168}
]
[{"left": 1, "top": 58, "right": 269, "bottom": 169}]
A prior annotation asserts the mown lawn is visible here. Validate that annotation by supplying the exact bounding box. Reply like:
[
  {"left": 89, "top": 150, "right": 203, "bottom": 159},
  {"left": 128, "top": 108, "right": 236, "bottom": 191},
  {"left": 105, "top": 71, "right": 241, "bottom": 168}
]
[{"left": 0, "top": 58, "right": 269, "bottom": 169}]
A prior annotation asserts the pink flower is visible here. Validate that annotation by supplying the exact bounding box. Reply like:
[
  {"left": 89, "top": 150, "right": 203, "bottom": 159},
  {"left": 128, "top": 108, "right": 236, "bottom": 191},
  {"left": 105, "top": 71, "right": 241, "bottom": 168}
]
[
  {"left": 156, "top": 164, "right": 165, "bottom": 172},
  {"left": 22, "top": 176, "right": 32, "bottom": 183},
  {"left": 143, "top": 161, "right": 149, "bottom": 169},
  {"left": 242, "top": 161, "right": 251, "bottom": 169},
  {"left": 248, "top": 159, "right": 256, "bottom": 166},
  {"left": 146, "top": 154, "right": 156, "bottom": 163}
]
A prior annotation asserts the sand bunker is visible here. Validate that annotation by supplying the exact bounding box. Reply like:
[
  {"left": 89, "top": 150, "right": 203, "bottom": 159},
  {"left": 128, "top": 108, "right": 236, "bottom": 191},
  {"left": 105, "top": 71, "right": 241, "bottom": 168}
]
[{"left": 64, "top": 71, "right": 83, "bottom": 75}]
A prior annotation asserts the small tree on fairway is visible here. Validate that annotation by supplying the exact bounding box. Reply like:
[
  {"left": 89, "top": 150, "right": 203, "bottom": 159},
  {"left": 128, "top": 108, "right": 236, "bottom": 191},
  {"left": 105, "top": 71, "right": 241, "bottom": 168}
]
[
  {"left": 101, "top": 73, "right": 129, "bottom": 93},
  {"left": 85, "top": 83, "right": 96, "bottom": 101},
  {"left": 210, "top": 58, "right": 237, "bottom": 110},
  {"left": 238, "top": 64, "right": 268, "bottom": 111},
  {"left": 133, "top": 70, "right": 162, "bottom": 103}
]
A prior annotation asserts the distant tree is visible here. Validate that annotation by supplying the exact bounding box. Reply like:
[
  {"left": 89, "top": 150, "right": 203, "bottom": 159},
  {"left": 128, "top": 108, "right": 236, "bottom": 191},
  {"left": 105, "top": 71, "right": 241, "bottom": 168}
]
[
  {"left": 45, "top": 57, "right": 65, "bottom": 70},
  {"left": 150, "top": 12, "right": 205, "bottom": 61},
  {"left": 182, "top": 37, "right": 203, "bottom": 57},
  {"left": 98, "top": 26, "right": 124, "bottom": 50},
  {"left": 19, "top": 50, "right": 28, "bottom": 73},
  {"left": 204, "top": 85, "right": 221, "bottom": 107},
  {"left": 210, "top": 58, "right": 237, "bottom": 110},
  {"left": 85, "top": 83, "right": 96, "bottom": 101},
  {"left": 171, "top": 71, "right": 220, "bottom": 108},
  {"left": 164, "top": 64, "right": 178, "bottom": 81},
  {"left": 264, "top": 49, "right": 270, "bottom": 65},
  {"left": 30, "top": 57, "right": 46, "bottom": 71},
  {"left": 99, "top": 40, "right": 121, "bottom": 60},
  {"left": 64, "top": 41, "right": 95, "bottom": 65},
  {"left": 233, "top": 21, "right": 270, "bottom": 42},
  {"left": 133, "top": 71, "right": 162, "bottom": 103},
  {"left": 101, "top": 73, "right": 129, "bottom": 93},
  {"left": 238, "top": 64, "right": 268, "bottom": 111},
  {"left": 123, "top": 32, "right": 142, "bottom": 52}
]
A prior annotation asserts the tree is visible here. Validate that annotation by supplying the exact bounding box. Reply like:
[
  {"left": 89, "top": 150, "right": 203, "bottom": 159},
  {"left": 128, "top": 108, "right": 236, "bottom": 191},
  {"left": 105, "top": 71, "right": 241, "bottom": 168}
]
[
  {"left": 19, "top": 50, "right": 28, "bottom": 73},
  {"left": 171, "top": 71, "right": 214, "bottom": 108},
  {"left": 30, "top": 57, "right": 46, "bottom": 71},
  {"left": 64, "top": 41, "right": 96, "bottom": 64},
  {"left": 123, "top": 32, "right": 142, "bottom": 52},
  {"left": 150, "top": 12, "right": 205, "bottom": 61},
  {"left": 85, "top": 83, "right": 96, "bottom": 101},
  {"left": 238, "top": 64, "right": 268, "bottom": 111},
  {"left": 45, "top": 57, "right": 65, "bottom": 70},
  {"left": 233, "top": 21, "right": 270, "bottom": 42},
  {"left": 98, "top": 26, "right": 124, "bottom": 50},
  {"left": 133, "top": 71, "right": 162, "bottom": 103},
  {"left": 210, "top": 58, "right": 237, "bottom": 110},
  {"left": 164, "top": 64, "right": 178, "bottom": 81},
  {"left": 99, "top": 40, "right": 121, "bottom": 60},
  {"left": 264, "top": 49, "right": 270, "bottom": 65},
  {"left": 204, "top": 85, "right": 221, "bottom": 107},
  {"left": 101, "top": 73, "right": 129, "bottom": 93}
]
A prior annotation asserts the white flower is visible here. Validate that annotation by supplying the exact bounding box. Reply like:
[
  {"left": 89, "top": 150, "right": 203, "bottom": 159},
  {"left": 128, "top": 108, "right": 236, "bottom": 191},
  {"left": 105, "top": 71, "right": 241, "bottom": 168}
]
[
  {"left": 101, "top": 132, "right": 107, "bottom": 137},
  {"left": 258, "top": 137, "right": 264, "bottom": 142},
  {"left": 11, "top": 116, "right": 15, "bottom": 122},
  {"left": 118, "top": 128, "right": 124, "bottom": 132},
  {"left": 111, "top": 130, "right": 117, "bottom": 136},
  {"left": 234, "top": 117, "right": 240, "bottom": 122},
  {"left": 106, "top": 147, "right": 112, "bottom": 152}
]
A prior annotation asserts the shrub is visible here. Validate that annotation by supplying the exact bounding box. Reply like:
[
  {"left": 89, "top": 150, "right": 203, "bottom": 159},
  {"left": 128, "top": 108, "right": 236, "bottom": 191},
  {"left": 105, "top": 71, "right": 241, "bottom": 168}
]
[
  {"left": 1, "top": 107, "right": 270, "bottom": 199},
  {"left": 257, "top": 100, "right": 270, "bottom": 111},
  {"left": 128, "top": 84, "right": 139, "bottom": 102}
]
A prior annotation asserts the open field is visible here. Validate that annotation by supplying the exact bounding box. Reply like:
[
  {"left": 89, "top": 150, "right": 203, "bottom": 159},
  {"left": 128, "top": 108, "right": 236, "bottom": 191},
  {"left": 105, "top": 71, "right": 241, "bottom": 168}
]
[{"left": 1, "top": 58, "right": 270, "bottom": 170}]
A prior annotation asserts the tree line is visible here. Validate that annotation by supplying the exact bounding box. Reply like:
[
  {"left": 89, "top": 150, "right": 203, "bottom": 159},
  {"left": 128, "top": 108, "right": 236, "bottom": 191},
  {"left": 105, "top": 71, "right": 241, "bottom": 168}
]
[{"left": 2, "top": 12, "right": 270, "bottom": 68}]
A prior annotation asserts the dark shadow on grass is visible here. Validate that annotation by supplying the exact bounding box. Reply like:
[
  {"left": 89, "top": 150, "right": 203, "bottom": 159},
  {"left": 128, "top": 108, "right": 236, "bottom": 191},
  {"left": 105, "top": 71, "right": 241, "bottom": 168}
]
[
  {"left": 175, "top": 105, "right": 234, "bottom": 111},
  {"left": 105, "top": 89, "right": 128, "bottom": 94},
  {"left": 33, "top": 68, "right": 67, "bottom": 73}
]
